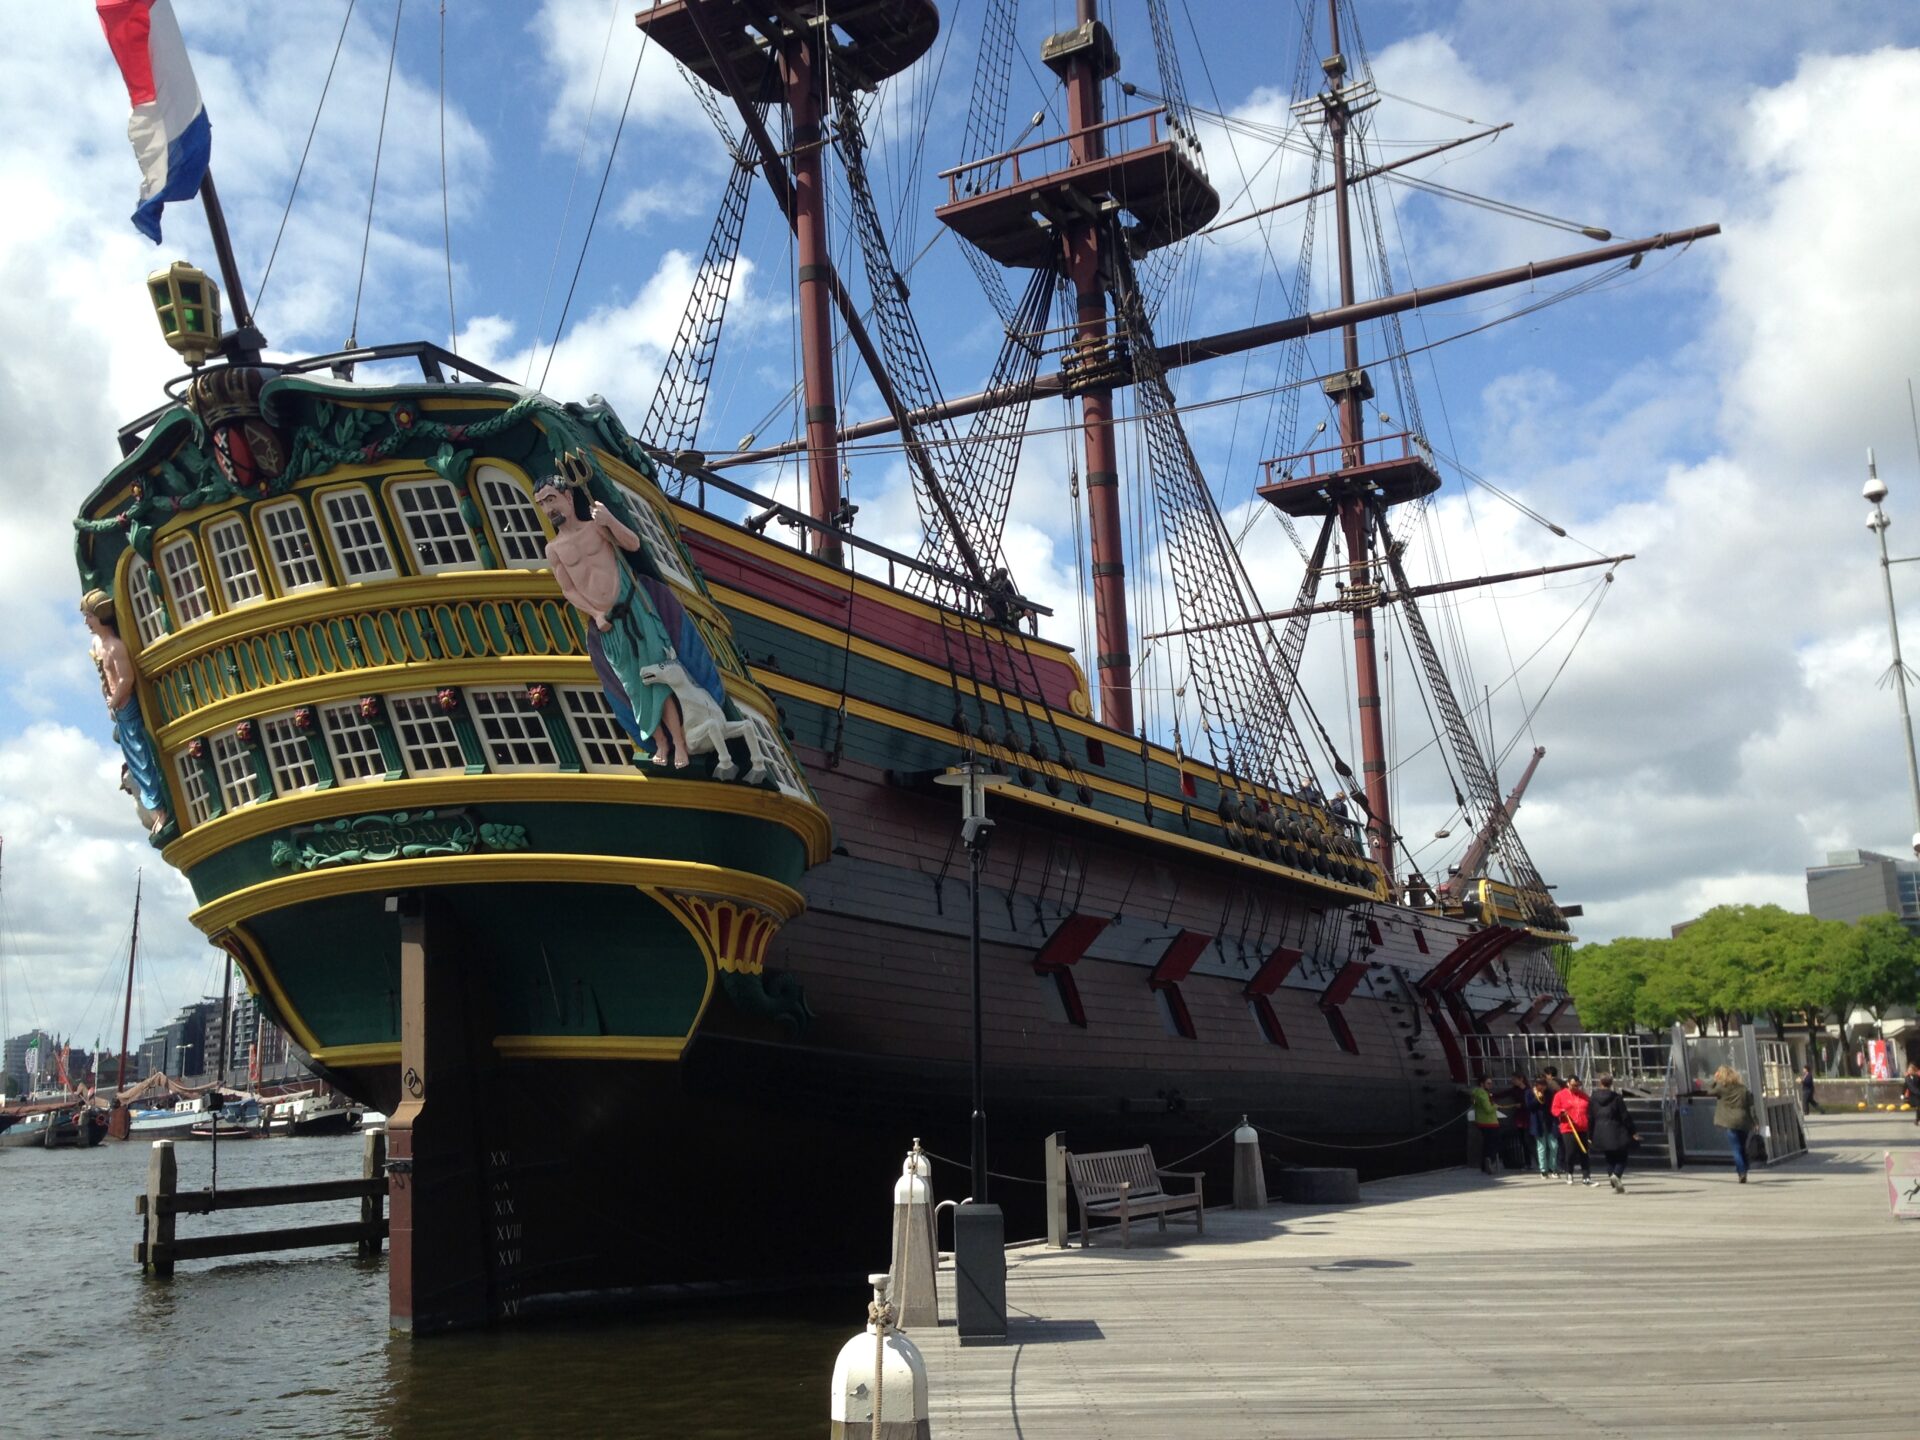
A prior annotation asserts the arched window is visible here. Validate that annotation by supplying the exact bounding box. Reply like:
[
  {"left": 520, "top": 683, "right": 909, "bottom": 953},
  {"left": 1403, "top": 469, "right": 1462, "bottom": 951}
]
[
  {"left": 255, "top": 500, "right": 328, "bottom": 593},
  {"left": 614, "top": 481, "right": 697, "bottom": 591},
  {"left": 474, "top": 466, "right": 550, "bottom": 570},
  {"left": 389, "top": 478, "right": 480, "bottom": 574},
  {"left": 157, "top": 535, "right": 212, "bottom": 625},
  {"left": 318, "top": 489, "right": 397, "bottom": 582},
  {"left": 204, "top": 516, "right": 264, "bottom": 607},
  {"left": 124, "top": 556, "right": 168, "bottom": 647}
]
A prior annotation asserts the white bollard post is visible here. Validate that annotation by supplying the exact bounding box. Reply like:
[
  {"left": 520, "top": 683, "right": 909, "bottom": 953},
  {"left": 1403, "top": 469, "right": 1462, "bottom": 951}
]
[
  {"left": 888, "top": 1139, "right": 938, "bottom": 1329},
  {"left": 1233, "top": 1116, "right": 1267, "bottom": 1209},
  {"left": 830, "top": 1273, "right": 932, "bottom": 1439}
]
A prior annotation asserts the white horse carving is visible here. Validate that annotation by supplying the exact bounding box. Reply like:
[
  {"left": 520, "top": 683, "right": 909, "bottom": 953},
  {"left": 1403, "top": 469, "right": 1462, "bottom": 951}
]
[{"left": 638, "top": 661, "right": 769, "bottom": 783}]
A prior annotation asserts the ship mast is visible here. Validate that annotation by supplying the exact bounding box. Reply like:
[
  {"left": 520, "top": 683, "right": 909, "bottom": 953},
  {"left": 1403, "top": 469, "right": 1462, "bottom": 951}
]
[
  {"left": 116, "top": 871, "right": 142, "bottom": 1096},
  {"left": 779, "top": 25, "right": 846, "bottom": 567},
  {"left": 1057, "top": 0, "right": 1132, "bottom": 732},
  {"left": 1321, "top": 0, "right": 1393, "bottom": 871}
]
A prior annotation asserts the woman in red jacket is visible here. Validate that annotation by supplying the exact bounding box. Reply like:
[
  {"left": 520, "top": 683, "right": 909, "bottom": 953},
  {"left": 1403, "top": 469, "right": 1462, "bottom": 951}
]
[{"left": 1550, "top": 1075, "right": 1595, "bottom": 1187}]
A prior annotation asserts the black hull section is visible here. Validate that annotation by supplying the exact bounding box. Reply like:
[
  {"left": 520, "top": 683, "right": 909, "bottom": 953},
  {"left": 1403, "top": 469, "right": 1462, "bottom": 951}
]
[{"left": 335, "top": 1030, "right": 1463, "bottom": 1311}]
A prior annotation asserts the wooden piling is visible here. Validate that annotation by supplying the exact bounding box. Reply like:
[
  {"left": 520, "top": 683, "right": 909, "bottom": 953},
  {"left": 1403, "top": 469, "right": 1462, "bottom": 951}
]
[
  {"left": 360, "top": 1127, "right": 387, "bottom": 1259},
  {"left": 142, "top": 1139, "right": 176, "bottom": 1277}
]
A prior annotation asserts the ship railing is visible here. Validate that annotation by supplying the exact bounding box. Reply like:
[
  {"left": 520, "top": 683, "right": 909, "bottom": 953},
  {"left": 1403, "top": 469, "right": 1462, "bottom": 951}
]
[
  {"left": 111, "top": 340, "right": 1054, "bottom": 626},
  {"left": 1259, "top": 430, "right": 1435, "bottom": 485},
  {"left": 1467, "top": 1032, "right": 1672, "bottom": 1095},
  {"left": 117, "top": 340, "right": 510, "bottom": 454},
  {"left": 938, "top": 107, "right": 1171, "bottom": 201}
]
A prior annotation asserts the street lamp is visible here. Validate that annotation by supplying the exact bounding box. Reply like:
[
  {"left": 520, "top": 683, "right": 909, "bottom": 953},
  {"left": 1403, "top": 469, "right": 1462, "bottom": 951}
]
[
  {"left": 932, "top": 760, "right": 1010, "bottom": 1203},
  {"left": 932, "top": 758, "right": 1010, "bottom": 1344},
  {"left": 1862, "top": 449, "right": 1920, "bottom": 849},
  {"left": 176, "top": 1043, "right": 196, "bottom": 1081}
]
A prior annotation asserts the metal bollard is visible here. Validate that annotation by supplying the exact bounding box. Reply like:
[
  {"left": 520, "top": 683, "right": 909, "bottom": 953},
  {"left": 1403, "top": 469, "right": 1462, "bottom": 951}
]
[
  {"left": 1233, "top": 1116, "right": 1267, "bottom": 1209},
  {"left": 888, "top": 1140, "right": 938, "bottom": 1329},
  {"left": 829, "top": 1273, "right": 932, "bottom": 1439}
]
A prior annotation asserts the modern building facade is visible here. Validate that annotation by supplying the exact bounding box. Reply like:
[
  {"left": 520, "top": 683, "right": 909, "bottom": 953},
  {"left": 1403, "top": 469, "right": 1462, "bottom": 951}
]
[{"left": 1806, "top": 849, "right": 1920, "bottom": 931}]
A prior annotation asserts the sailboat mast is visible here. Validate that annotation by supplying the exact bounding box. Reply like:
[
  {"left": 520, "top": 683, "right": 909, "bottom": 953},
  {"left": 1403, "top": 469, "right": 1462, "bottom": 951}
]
[
  {"left": 780, "top": 32, "right": 846, "bottom": 567},
  {"left": 1323, "top": 0, "right": 1393, "bottom": 870},
  {"left": 116, "top": 871, "right": 141, "bottom": 1095},
  {"left": 1061, "top": 0, "right": 1133, "bottom": 733}
]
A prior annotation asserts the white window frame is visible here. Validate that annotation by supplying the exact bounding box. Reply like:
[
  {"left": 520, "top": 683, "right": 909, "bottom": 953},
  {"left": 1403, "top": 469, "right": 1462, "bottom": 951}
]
[
  {"left": 318, "top": 488, "right": 398, "bottom": 583},
  {"left": 125, "top": 556, "right": 168, "bottom": 647},
  {"left": 615, "top": 481, "right": 698, "bottom": 591},
  {"left": 738, "top": 706, "right": 807, "bottom": 799},
  {"left": 318, "top": 701, "right": 388, "bottom": 785},
  {"left": 474, "top": 465, "right": 551, "bottom": 571},
  {"left": 175, "top": 752, "right": 215, "bottom": 826},
  {"left": 209, "top": 728, "right": 262, "bottom": 811},
  {"left": 255, "top": 499, "right": 328, "bottom": 594},
  {"left": 157, "top": 534, "right": 213, "bottom": 625},
  {"left": 387, "top": 692, "right": 469, "bottom": 777},
  {"left": 259, "top": 712, "right": 318, "bottom": 796},
  {"left": 389, "top": 478, "right": 481, "bottom": 575},
  {"left": 204, "top": 516, "right": 265, "bottom": 608},
  {"left": 559, "top": 686, "right": 633, "bottom": 771},
  {"left": 467, "top": 688, "right": 560, "bottom": 773}
]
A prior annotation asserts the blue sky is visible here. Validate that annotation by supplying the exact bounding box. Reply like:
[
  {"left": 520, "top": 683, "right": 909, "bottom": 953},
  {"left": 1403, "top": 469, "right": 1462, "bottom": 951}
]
[{"left": 4, "top": 0, "right": 1920, "bottom": 1047}]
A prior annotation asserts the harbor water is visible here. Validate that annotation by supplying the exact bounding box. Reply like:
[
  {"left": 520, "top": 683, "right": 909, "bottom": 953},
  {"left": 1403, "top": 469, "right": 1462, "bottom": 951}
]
[{"left": 0, "top": 1135, "right": 857, "bottom": 1438}]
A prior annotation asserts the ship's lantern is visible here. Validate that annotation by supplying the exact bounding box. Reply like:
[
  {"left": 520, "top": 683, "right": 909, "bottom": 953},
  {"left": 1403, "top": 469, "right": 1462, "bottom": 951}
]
[{"left": 147, "top": 260, "right": 222, "bottom": 368}]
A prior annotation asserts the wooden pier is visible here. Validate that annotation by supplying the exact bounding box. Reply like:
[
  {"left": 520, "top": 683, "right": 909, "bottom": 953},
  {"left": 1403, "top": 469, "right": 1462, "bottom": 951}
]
[{"left": 919, "top": 1115, "right": 1919, "bottom": 1437}]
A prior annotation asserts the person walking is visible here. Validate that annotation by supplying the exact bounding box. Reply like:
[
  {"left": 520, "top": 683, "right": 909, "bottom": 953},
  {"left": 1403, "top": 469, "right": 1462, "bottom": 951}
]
[
  {"left": 1798, "top": 1065, "right": 1822, "bottom": 1115},
  {"left": 1588, "top": 1073, "right": 1639, "bottom": 1193},
  {"left": 1550, "top": 1074, "right": 1594, "bottom": 1186},
  {"left": 1467, "top": 1076, "right": 1501, "bottom": 1176},
  {"left": 1523, "top": 1076, "right": 1557, "bottom": 1179},
  {"left": 1708, "top": 1064, "right": 1758, "bottom": 1182},
  {"left": 1902, "top": 1062, "right": 1920, "bottom": 1125}
]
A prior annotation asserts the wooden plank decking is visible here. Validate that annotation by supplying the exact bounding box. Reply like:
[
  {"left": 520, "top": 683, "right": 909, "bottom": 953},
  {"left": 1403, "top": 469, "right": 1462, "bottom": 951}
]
[{"left": 919, "top": 1115, "right": 1919, "bottom": 1437}]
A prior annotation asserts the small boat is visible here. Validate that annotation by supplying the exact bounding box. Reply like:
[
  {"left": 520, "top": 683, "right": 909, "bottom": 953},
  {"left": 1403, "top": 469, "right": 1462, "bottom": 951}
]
[
  {"left": 186, "top": 1118, "right": 256, "bottom": 1142},
  {"left": 0, "top": 1105, "right": 108, "bottom": 1149}
]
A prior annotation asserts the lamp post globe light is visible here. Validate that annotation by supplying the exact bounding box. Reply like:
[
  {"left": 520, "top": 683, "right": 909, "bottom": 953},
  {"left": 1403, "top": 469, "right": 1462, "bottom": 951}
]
[
  {"left": 1862, "top": 449, "right": 1920, "bottom": 843},
  {"left": 932, "top": 758, "right": 1011, "bottom": 1343}
]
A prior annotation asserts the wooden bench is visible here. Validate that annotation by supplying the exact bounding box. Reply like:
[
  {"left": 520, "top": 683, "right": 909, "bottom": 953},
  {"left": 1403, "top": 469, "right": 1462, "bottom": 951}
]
[{"left": 1064, "top": 1146, "right": 1205, "bottom": 1248}]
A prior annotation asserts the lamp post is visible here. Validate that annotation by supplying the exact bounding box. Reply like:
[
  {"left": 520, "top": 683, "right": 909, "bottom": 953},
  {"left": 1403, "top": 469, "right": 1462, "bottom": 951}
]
[
  {"left": 933, "top": 760, "right": 1010, "bottom": 1201},
  {"left": 1862, "top": 450, "right": 1920, "bottom": 847},
  {"left": 933, "top": 758, "right": 1010, "bottom": 1343}
]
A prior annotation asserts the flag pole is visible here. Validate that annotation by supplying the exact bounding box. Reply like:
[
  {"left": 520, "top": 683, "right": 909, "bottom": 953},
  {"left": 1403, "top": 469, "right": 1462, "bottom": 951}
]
[{"left": 197, "top": 172, "right": 264, "bottom": 361}]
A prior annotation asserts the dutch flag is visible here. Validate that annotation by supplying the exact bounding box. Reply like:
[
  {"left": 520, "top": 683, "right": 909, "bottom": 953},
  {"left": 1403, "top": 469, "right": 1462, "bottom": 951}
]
[{"left": 97, "top": 0, "right": 211, "bottom": 243}]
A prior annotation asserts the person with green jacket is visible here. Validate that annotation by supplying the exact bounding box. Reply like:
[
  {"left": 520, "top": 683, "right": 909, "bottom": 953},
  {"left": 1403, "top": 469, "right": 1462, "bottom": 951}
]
[
  {"left": 1708, "top": 1065, "right": 1758, "bottom": 1182},
  {"left": 1467, "top": 1077, "right": 1501, "bottom": 1176}
]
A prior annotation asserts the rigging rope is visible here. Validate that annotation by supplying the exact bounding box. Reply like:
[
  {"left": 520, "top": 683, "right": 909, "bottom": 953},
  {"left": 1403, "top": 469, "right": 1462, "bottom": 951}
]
[
  {"left": 256, "top": 0, "right": 357, "bottom": 316},
  {"left": 527, "top": 0, "right": 624, "bottom": 386},
  {"left": 540, "top": 27, "right": 651, "bottom": 391},
  {"left": 346, "top": 0, "right": 404, "bottom": 351},
  {"left": 437, "top": 0, "right": 457, "bottom": 363}
]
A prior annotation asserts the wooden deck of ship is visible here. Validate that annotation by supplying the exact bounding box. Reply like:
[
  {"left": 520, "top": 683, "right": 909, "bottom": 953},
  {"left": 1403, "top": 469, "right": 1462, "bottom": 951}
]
[{"left": 920, "top": 1114, "right": 1919, "bottom": 1437}]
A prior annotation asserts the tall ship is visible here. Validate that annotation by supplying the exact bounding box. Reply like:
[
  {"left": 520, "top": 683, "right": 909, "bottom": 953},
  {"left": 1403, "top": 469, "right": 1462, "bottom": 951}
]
[{"left": 75, "top": 0, "right": 1714, "bottom": 1328}]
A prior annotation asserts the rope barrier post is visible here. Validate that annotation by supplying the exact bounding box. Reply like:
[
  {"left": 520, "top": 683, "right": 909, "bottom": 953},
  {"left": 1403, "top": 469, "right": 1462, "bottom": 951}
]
[
  {"left": 829, "top": 1273, "right": 930, "bottom": 1439},
  {"left": 887, "top": 1140, "right": 938, "bottom": 1330},
  {"left": 1233, "top": 1116, "right": 1267, "bottom": 1209},
  {"left": 1044, "top": 1131, "right": 1069, "bottom": 1248}
]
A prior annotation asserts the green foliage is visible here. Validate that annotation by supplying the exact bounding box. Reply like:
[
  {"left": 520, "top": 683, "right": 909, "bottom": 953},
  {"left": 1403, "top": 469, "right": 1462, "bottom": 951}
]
[{"left": 1565, "top": 903, "right": 1920, "bottom": 1034}]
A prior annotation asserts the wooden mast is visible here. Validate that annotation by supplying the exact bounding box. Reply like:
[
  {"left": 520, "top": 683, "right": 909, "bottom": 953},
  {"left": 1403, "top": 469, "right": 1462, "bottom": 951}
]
[
  {"left": 1322, "top": 0, "right": 1393, "bottom": 872},
  {"left": 1060, "top": 0, "right": 1134, "bottom": 733},
  {"left": 116, "top": 871, "right": 141, "bottom": 1096}
]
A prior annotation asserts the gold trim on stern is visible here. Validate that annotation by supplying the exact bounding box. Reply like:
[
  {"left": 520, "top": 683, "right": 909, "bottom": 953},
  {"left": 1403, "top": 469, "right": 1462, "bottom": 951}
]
[
  {"left": 164, "top": 772, "right": 832, "bottom": 870},
  {"left": 189, "top": 851, "right": 807, "bottom": 936}
]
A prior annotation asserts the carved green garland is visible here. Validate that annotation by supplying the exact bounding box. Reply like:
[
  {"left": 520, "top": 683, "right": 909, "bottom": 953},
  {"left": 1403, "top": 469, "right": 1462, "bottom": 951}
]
[{"left": 268, "top": 808, "right": 529, "bottom": 873}]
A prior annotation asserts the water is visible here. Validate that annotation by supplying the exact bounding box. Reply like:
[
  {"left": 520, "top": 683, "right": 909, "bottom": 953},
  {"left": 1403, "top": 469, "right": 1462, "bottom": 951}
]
[{"left": 1, "top": 1136, "right": 858, "bottom": 1438}]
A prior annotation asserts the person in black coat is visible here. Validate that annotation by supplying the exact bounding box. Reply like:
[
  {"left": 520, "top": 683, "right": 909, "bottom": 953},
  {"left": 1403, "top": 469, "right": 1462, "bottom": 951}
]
[{"left": 1588, "top": 1072, "right": 1639, "bottom": 1193}]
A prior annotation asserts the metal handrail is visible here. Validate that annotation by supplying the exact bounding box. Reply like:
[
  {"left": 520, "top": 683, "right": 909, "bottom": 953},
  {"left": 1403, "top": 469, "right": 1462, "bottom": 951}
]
[{"left": 1259, "top": 429, "right": 1433, "bottom": 485}]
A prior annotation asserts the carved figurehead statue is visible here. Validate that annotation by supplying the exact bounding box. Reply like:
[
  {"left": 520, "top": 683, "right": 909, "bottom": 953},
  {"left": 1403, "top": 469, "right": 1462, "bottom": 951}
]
[
  {"left": 534, "top": 467, "right": 691, "bottom": 767},
  {"left": 79, "top": 589, "right": 170, "bottom": 835}
]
